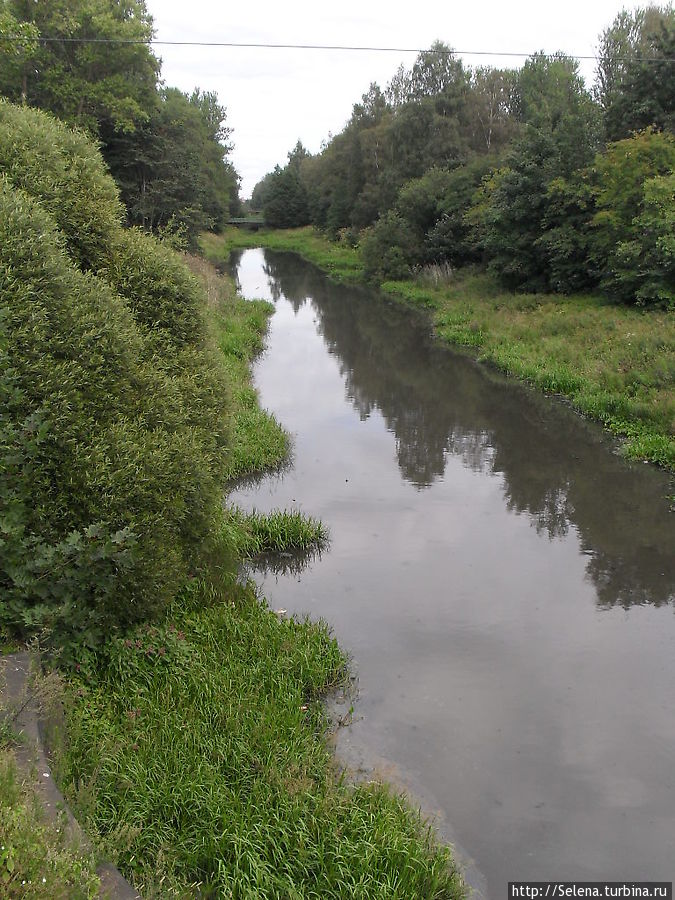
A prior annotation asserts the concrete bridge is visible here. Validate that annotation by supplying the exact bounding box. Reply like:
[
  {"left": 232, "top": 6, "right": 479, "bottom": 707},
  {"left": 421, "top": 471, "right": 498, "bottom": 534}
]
[{"left": 227, "top": 217, "right": 265, "bottom": 230}]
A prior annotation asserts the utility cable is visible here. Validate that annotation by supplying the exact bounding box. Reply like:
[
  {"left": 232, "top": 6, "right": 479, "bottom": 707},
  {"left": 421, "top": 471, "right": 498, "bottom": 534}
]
[{"left": 0, "top": 34, "right": 673, "bottom": 64}]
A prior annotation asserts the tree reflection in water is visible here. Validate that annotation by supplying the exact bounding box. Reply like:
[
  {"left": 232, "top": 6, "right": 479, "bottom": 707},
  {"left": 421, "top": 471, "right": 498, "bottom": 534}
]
[{"left": 237, "top": 249, "right": 674, "bottom": 610}]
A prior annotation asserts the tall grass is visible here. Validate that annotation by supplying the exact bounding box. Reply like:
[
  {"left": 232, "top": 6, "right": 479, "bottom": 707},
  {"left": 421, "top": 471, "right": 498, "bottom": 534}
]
[
  {"left": 0, "top": 744, "right": 99, "bottom": 897},
  {"left": 57, "top": 584, "right": 464, "bottom": 898},
  {"left": 232, "top": 508, "right": 329, "bottom": 557}
]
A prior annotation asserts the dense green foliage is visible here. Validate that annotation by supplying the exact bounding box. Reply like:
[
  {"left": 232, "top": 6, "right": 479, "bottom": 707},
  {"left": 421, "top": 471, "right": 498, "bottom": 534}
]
[
  {"left": 57, "top": 586, "right": 464, "bottom": 898},
  {"left": 252, "top": 141, "right": 311, "bottom": 228},
  {"left": 0, "top": 0, "right": 239, "bottom": 242},
  {"left": 0, "top": 103, "right": 233, "bottom": 653},
  {"left": 103, "top": 87, "right": 240, "bottom": 240},
  {"left": 591, "top": 129, "right": 675, "bottom": 305},
  {"left": 252, "top": 5, "right": 674, "bottom": 307},
  {"left": 0, "top": 0, "right": 157, "bottom": 134},
  {"left": 596, "top": 5, "right": 675, "bottom": 140}
]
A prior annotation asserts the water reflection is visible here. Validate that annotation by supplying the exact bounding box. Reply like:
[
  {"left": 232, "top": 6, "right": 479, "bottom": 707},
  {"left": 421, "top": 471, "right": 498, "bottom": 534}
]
[
  {"left": 245, "top": 547, "right": 327, "bottom": 579},
  {"left": 235, "top": 249, "right": 674, "bottom": 610}
]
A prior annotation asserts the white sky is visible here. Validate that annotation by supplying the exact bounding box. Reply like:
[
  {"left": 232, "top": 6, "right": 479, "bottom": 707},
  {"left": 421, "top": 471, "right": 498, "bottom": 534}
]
[{"left": 146, "top": 0, "right": 646, "bottom": 198}]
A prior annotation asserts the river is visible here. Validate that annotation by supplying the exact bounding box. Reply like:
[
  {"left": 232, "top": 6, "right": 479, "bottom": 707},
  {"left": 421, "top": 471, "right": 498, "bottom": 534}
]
[{"left": 228, "top": 247, "right": 675, "bottom": 896}]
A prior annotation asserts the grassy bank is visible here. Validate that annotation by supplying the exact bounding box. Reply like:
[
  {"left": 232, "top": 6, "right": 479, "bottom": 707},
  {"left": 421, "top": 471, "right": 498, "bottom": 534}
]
[
  {"left": 183, "top": 253, "right": 290, "bottom": 481},
  {"left": 52, "top": 259, "right": 465, "bottom": 899},
  {"left": 201, "top": 227, "right": 364, "bottom": 284},
  {"left": 0, "top": 743, "right": 99, "bottom": 897},
  {"left": 204, "top": 228, "right": 675, "bottom": 470},
  {"left": 57, "top": 588, "right": 461, "bottom": 898}
]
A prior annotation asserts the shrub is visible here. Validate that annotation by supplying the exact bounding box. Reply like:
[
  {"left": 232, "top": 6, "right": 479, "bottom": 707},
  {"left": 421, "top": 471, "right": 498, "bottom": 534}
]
[
  {"left": 361, "top": 210, "right": 424, "bottom": 281},
  {"left": 107, "top": 228, "right": 206, "bottom": 349},
  {"left": 0, "top": 100, "right": 122, "bottom": 271},
  {"left": 0, "top": 174, "right": 227, "bottom": 655}
]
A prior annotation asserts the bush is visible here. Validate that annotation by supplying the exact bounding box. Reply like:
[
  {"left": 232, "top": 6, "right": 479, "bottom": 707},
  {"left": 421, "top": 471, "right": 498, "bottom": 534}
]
[
  {"left": 361, "top": 210, "right": 424, "bottom": 281},
  {"left": 396, "top": 159, "right": 493, "bottom": 267},
  {"left": 0, "top": 100, "right": 122, "bottom": 271},
  {"left": 107, "top": 227, "right": 206, "bottom": 349},
  {"left": 0, "top": 108, "right": 233, "bottom": 656}
]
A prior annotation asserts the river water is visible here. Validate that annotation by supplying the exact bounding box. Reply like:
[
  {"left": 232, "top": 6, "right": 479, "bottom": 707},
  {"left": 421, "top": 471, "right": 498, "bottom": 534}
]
[{"left": 228, "top": 248, "right": 675, "bottom": 896}]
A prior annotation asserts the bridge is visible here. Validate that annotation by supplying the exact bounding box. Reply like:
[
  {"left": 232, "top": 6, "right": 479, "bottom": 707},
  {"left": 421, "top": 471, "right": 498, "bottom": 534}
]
[{"left": 227, "top": 217, "right": 266, "bottom": 230}]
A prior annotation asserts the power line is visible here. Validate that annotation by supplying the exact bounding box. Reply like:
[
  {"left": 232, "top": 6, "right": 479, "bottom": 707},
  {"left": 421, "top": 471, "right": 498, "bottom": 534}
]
[{"left": 0, "top": 34, "right": 673, "bottom": 64}]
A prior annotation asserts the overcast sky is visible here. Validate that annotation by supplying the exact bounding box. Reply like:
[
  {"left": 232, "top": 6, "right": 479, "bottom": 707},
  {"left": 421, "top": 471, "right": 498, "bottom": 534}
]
[{"left": 145, "top": 0, "right": 645, "bottom": 198}]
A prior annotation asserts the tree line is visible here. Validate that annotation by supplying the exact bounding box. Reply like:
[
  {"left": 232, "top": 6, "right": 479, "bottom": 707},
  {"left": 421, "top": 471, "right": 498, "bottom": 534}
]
[
  {"left": 0, "top": 0, "right": 241, "bottom": 244},
  {"left": 253, "top": 6, "right": 674, "bottom": 307}
]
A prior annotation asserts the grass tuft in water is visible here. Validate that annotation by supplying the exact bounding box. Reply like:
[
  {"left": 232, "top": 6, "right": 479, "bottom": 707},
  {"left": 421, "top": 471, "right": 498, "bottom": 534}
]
[{"left": 232, "top": 508, "right": 329, "bottom": 557}]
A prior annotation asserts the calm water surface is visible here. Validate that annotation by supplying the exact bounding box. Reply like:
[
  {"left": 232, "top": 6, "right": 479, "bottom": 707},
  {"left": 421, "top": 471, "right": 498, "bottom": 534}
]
[{"left": 228, "top": 248, "right": 675, "bottom": 895}]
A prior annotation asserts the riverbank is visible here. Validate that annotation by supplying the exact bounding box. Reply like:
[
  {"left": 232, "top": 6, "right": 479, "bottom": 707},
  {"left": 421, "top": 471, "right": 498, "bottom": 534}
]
[
  {"left": 22, "top": 258, "right": 464, "bottom": 898},
  {"left": 202, "top": 228, "right": 674, "bottom": 471}
]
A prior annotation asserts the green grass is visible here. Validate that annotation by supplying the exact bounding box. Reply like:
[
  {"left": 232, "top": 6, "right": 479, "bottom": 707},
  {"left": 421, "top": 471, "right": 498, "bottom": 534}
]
[
  {"left": 0, "top": 743, "right": 99, "bottom": 897},
  {"left": 183, "top": 254, "right": 290, "bottom": 481},
  {"left": 203, "top": 231, "right": 675, "bottom": 471},
  {"left": 232, "top": 508, "right": 329, "bottom": 557},
  {"left": 56, "top": 584, "right": 463, "bottom": 898}
]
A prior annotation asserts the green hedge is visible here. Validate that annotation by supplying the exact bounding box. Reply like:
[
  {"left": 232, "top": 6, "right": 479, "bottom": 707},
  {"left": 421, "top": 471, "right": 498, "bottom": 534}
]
[{"left": 0, "top": 105, "right": 234, "bottom": 656}]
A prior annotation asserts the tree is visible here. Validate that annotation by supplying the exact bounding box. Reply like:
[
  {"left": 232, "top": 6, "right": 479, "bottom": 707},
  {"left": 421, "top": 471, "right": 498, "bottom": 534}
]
[
  {"left": 408, "top": 41, "right": 467, "bottom": 103},
  {"left": 594, "top": 4, "right": 674, "bottom": 138},
  {"left": 262, "top": 146, "right": 311, "bottom": 229},
  {"left": 539, "top": 171, "right": 598, "bottom": 293},
  {"left": 590, "top": 129, "right": 675, "bottom": 305},
  {"left": 103, "top": 87, "right": 238, "bottom": 242},
  {"left": 468, "top": 67, "right": 519, "bottom": 153},
  {"left": 350, "top": 82, "right": 388, "bottom": 129},
  {"left": 471, "top": 54, "right": 601, "bottom": 291},
  {"left": 604, "top": 17, "right": 675, "bottom": 140},
  {"left": 361, "top": 210, "right": 424, "bottom": 280},
  {"left": 515, "top": 52, "right": 601, "bottom": 169},
  {"left": 0, "top": 0, "right": 159, "bottom": 135},
  {"left": 0, "top": 6, "right": 38, "bottom": 102}
]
